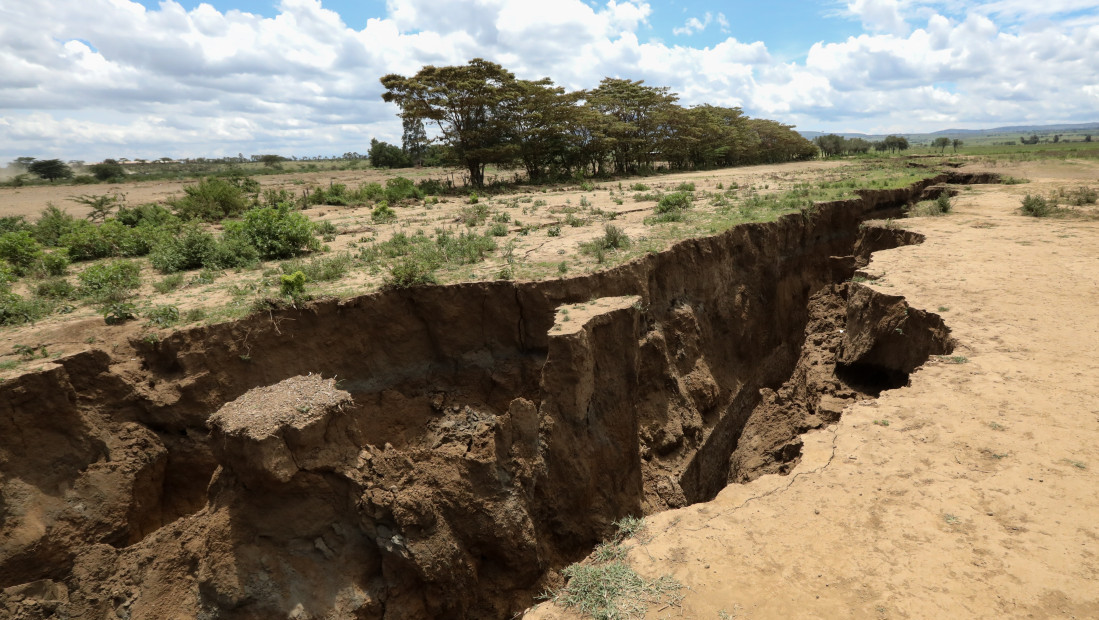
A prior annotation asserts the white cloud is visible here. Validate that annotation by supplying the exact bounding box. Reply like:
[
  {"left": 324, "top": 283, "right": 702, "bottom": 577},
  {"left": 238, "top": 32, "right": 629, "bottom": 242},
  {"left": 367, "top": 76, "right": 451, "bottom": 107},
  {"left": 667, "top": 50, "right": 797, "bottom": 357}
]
[
  {"left": 673, "top": 12, "right": 712, "bottom": 36},
  {"left": 846, "top": 0, "right": 909, "bottom": 35},
  {"left": 0, "top": 0, "right": 1096, "bottom": 161}
]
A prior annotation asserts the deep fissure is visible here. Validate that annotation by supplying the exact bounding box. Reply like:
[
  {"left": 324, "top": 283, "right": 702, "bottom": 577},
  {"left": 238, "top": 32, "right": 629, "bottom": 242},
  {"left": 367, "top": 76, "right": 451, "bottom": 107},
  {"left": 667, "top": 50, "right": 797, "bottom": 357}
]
[{"left": 0, "top": 172, "right": 996, "bottom": 619}]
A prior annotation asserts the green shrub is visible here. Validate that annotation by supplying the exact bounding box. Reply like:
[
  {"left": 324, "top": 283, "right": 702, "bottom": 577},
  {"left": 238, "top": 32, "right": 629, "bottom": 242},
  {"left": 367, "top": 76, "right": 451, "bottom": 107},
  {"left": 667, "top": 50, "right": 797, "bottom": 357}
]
[
  {"left": 385, "top": 176, "right": 423, "bottom": 203},
  {"left": 935, "top": 191, "right": 953, "bottom": 214},
  {"left": 435, "top": 230, "right": 497, "bottom": 264},
  {"left": 145, "top": 304, "right": 180, "bottom": 327},
  {"left": 115, "top": 204, "right": 177, "bottom": 228},
  {"left": 0, "top": 262, "right": 15, "bottom": 290},
  {"left": 280, "top": 253, "right": 352, "bottom": 282},
  {"left": 40, "top": 250, "right": 70, "bottom": 276},
  {"left": 372, "top": 202, "right": 397, "bottom": 223},
  {"left": 173, "top": 177, "right": 251, "bottom": 221},
  {"left": 488, "top": 222, "right": 509, "bottom": 237},
  {"left": 35, "top": 277, "right": 77, "bottom": 300},
  {"left": 279, "top": 271, "right": 306, "bottom": 297},
  {"left": 78, "top": 260, "right": 142, "bottom": 304},
  {"left": 360, "top": 182, "right": 385, "bottom": 201},
  {"left": 0, "top": 292, "right": 52, "bottom": 325},
  {"left": 314, "top": 219, "right": 338, "bottom": 241},
  {"left": 385, "top": 257, "right": 437, "bottom": 288},
  {"left": 149, "top": 224, "right": 216, "bottom": 273},
  {"left": 1059, "top": 186, "right": 1098, "bottom": 206},
  {"left": 226, "top": 206, "right": 318, "bottom": 260},
  {"left": 0, "top": 216, "right": 30, "bottom": 235},
  {"left": 675, "top": 181, "right": 696, "bottom": 192},
  {"left": 207, "top": 235, "right": 260, "bottom": 270},
  {"left": 0, "top": 231, "right": 44, "bottom": 275},
  {"left": 88, "top": 160, "right": 126, "bottom": 182},
  {"left": 153, "top": 273, "right": 185, "bottom": 293},
  {"left": 33, "top": 205, "right": 79, "bottom": 247},
  {"left": 656, "top": 191, "right": 692, "bottom": 214},
  {"left": 417, "top": 179, "right": 449, "bottom": 195},
  {"left": 601, "top": 224, "right": 630, "bottom": 250},
  {"left": 1020, "top": 194, "right": 1053, "bottom": 217},
  {"left": 61, "top": 220, "right": 156, "bottom": 261},
  {"left": 629, "top": 183, "right": 650, "bottom": 191},
  {"left": 459, "top": 203, "right": 489, "bottom": 226},
  {"left": 579, "top": 225, "right": 630, "bottom": 262},
  {"left": 102, "top": 302, "right": 137, "bottom": 325}
]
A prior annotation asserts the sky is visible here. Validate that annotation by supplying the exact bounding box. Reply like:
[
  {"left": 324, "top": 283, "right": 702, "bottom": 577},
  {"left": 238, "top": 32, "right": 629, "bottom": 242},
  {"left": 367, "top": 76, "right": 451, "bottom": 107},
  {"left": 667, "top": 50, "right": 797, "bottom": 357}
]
[{"left": 1, "top": 0, "right": 1097, "bottom": 162}]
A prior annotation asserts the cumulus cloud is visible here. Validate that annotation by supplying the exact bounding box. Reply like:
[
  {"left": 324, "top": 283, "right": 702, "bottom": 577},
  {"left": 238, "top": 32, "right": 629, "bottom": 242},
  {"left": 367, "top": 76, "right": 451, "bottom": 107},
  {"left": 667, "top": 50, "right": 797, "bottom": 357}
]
[
  {"left": 0, "top": 0, "right": 1096, "bottom": 161},
  {"left": 846, "top": 0, "right": 909, "bottom": 35}
]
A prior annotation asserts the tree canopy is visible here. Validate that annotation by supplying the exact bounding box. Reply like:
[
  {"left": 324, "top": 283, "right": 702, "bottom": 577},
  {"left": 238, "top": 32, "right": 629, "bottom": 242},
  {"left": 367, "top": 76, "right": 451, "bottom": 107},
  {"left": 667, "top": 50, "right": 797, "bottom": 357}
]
[
  {"left": 27, "top": 159, "right": 73, "bottom": 181},
  {"left": 381, "top": 59, "right": 816, "bottom": 187}
]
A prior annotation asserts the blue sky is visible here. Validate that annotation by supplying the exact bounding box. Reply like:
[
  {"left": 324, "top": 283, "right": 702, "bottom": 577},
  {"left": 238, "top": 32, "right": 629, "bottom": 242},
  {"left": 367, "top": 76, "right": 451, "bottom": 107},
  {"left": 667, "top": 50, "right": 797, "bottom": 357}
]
[
  {"left": 130, "top": 0, "right": 865, "bottom": 61},
  {"left": 2, "top": 0, "right": 1098, "bottom": 161}
]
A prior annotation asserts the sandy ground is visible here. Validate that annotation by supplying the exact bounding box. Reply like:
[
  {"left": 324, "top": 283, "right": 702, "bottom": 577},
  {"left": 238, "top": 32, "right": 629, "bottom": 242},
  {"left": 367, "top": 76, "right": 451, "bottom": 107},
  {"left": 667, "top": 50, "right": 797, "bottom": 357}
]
[{"left": 527, "top": 160, "right": 1099, "bottom": 619}]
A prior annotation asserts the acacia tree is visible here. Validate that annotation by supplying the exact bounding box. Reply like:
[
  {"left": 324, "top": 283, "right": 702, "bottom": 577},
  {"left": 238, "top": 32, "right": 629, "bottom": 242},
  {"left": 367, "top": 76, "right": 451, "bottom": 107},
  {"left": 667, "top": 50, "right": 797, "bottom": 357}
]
[
  {"left": 882, "top": 135, "right": 909, "bottom": 153},
  {"left": 952, "top": 139, "right": 963, "bottom": 152},
  {"left": 932, "top": 137, "right": 952, "bottom": 153},
  {"left": 506, "top": 79, "right": 579, "bottom": 181},
  {"left": 586, "top": 78, "right": 678, "bottom": 174},
  {"left": 28, "top": 159, "right": 73, "bottom": 181},
  {"left": 381, "top": 58, "right": 519, "bottom": 187}
]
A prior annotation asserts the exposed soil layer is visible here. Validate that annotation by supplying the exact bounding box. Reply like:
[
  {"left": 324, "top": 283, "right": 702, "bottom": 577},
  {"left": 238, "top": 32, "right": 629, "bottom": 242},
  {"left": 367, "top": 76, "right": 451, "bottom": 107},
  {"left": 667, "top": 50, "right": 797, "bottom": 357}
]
[{"left": 0, "top": 173, "right": 988, "bottom": 619}]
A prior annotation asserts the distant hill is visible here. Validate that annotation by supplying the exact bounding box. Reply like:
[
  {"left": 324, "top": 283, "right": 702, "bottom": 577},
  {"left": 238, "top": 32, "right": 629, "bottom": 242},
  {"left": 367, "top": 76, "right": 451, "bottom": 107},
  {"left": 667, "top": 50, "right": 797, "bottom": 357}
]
[{"left": 799, "top": 122, "right": 1099, "bottom": 145}]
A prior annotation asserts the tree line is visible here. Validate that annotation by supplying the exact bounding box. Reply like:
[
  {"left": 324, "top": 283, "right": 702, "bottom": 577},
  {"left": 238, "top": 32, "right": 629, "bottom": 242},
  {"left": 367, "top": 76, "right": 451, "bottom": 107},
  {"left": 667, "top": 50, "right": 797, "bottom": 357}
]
[
  {"left": 380, "top": 58, "right": 817, "bottom": 187},
  {"left": 813, "top": 134, "right": 921, "bottom": 157}
]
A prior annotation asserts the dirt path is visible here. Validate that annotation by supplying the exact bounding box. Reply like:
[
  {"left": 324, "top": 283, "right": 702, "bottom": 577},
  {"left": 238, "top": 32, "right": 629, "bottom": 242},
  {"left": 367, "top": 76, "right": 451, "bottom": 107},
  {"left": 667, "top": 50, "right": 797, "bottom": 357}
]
[{"left": 527, "top": 160, "right": 1099, "bottom": 619}]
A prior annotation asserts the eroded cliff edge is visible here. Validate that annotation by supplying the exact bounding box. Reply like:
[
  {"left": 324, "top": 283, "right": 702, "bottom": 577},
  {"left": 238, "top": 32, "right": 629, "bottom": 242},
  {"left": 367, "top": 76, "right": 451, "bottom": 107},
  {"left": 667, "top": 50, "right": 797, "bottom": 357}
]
[{"left": 0, "top": 174, "right": 985, "bottom": 619}]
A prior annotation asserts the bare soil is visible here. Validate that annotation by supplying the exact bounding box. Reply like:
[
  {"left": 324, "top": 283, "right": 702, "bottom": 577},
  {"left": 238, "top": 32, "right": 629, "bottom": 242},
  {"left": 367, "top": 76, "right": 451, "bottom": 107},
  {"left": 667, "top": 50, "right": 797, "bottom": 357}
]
[{"left": 527, "top": 158, "right": 1099, "bottom": 619}]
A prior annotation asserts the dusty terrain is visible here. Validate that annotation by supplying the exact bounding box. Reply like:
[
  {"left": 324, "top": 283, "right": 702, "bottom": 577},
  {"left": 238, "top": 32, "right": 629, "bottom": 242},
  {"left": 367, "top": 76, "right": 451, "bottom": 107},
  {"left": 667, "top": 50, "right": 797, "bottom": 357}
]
[
  {"left": 527, "top": 159, "right": 1099, "bottom": 619},
  {"left": 0, "top": 157, "right": 1095, "bottom": 619}
]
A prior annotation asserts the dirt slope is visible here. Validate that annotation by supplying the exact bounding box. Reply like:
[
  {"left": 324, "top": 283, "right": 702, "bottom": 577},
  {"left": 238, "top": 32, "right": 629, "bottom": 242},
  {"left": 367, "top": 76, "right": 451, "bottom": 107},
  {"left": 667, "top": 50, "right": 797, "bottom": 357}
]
[{"left": 527, "top": 159, "right": 1099, "bottom": 619}]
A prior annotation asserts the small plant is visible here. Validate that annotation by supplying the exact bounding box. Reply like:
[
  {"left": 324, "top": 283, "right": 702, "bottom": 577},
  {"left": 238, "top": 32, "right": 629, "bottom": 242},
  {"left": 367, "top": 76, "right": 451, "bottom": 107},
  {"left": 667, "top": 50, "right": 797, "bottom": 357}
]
[
  {"left": 579, "top": 181, "right": 595, "bottom": 191},
  {"left": 629, "top": 183, "right": 650, "bottom": 191},
  {"left": 279, "top": 271, "right": 307, "bottom": 298},
  {"left": 145, "top": 304, "right": 180, "bottom": 327},
  {"left": 988, "top": 421, "right": 1006, "bottom": 431},
  {"left": 468, "top": 192, "right": 479, "bottom": 204},
  {"left": 371, "top": 201, "right": 397, "bottom": 223},
  {"left": 153, "top": 273, "right": 186, "bottom": 294},
  {"left": 943, "top": 513, "right": 961, "bottom": 525},
  {"left": 935, "top": 190, "right": 953, "bottom": 214},
  {"left": 488, "top": 222, "right": 509, "bottom": 237},
  {"left": 314, "top": 219, "right": 338, "bottom": 241},
  {"left": 547, "top": 225, "right": 561, "bottom": 237},
  {"left": 557, "top": 261, "right": 568, "bottom": 274},
  {"left": 102, "top": 302, "right": 137, "bottom": 325},
  {"left": 936, "top": 355, "right": 969, "bottom": 364},
  {"left": 1020, "top": 194, "right": 1053, "bottom": 217},
  {"left": 13, "top": 344, "right": 46, "bottom": 360},
  {"left": 675, "top": 181, "right": 696, "bottom": 192},
  {"left": 872, "top": 419, "right": 891, "bottom": 427},
  {"left": 543, "top": 516, "right": 680, "bottom": 619}
]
